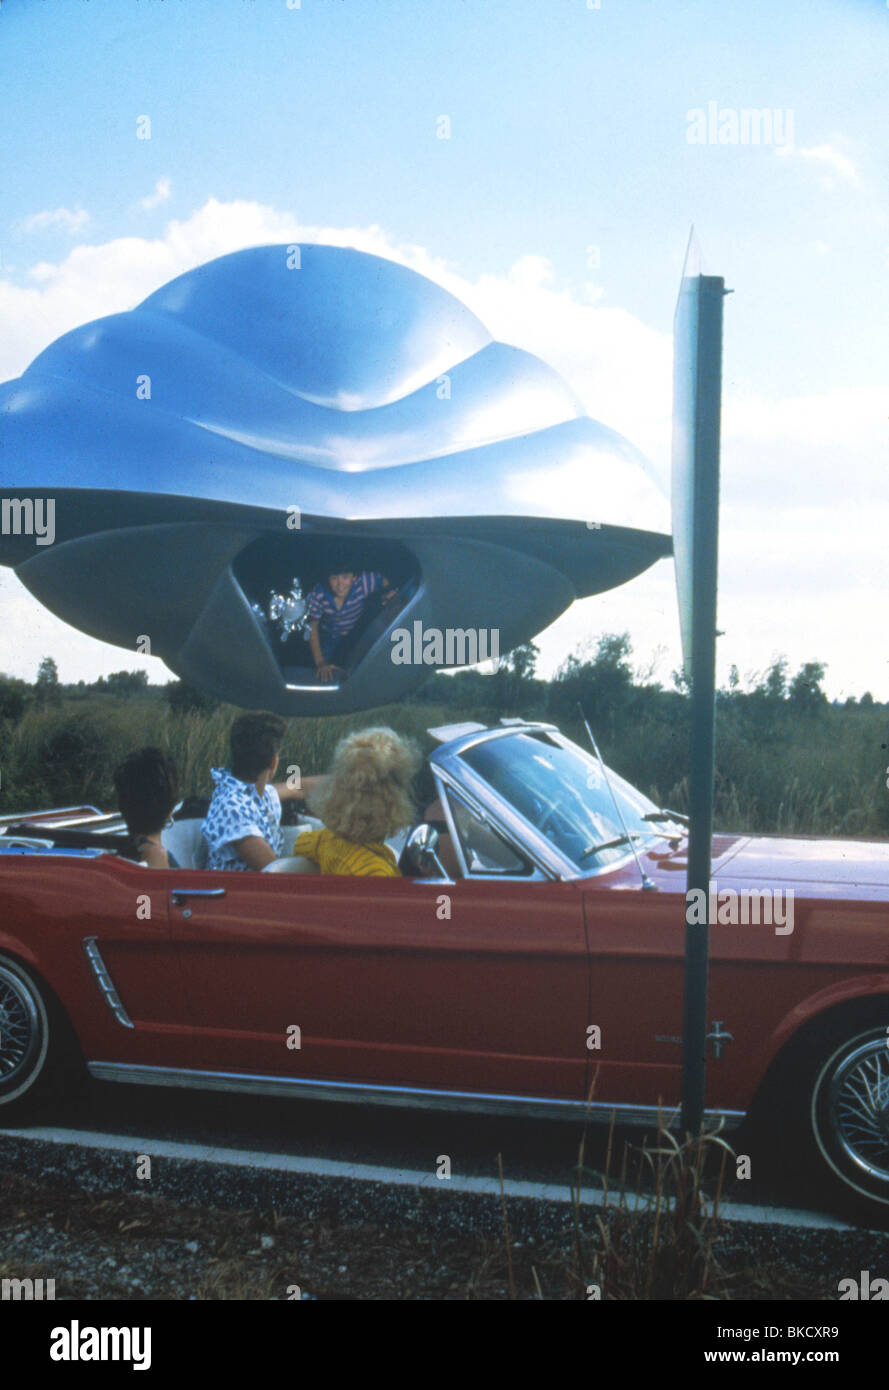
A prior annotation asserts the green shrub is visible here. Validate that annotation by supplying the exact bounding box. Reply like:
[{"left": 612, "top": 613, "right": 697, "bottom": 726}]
[{"left": 0, "top": 683, "right": 885, "bottom": 839}]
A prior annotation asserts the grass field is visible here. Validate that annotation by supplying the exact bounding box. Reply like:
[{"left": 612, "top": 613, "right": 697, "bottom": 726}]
[{"left": 0, "top": 689, "right": 886, "bottom": 839}]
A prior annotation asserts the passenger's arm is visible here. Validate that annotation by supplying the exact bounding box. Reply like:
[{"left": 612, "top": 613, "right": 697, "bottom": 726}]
[
  {"left": 273, "top": 773, "right": 328, "bottom": 803},
  {"left": 310, "top": 620, "right": 342, "bottom": 682},
  {"left": 233, "top": 835, "right": 278, "bottom": 871},
  {"left": 134, "top": 837, "right": 171, "bottom": 870},
  {"left": 308, "top": 620, "right": 324, "bottom": 670}
]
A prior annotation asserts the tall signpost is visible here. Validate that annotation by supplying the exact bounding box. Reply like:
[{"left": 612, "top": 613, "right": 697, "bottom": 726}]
[{"left": 671, "top": 231, "right": 727, "bottom": 1137}]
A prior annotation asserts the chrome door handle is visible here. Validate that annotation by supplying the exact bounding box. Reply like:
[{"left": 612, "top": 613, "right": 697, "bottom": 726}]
[{"left": 172, "top": 887, "right": 227, "bottom": 903}]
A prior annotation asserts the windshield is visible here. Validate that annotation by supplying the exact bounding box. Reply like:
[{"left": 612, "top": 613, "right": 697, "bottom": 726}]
[{"left": 459, "top": 731, "right": 672, "bottom": 872}]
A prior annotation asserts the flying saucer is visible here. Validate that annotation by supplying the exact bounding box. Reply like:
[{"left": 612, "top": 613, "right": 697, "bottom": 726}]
[{"left": 0, "top": 243, "right": 670, "bottom": 713}]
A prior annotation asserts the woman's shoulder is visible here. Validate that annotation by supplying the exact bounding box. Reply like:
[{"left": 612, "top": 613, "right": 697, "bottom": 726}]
[
  {"left": 293, "top": 826, "right": 324, "bottom": 850},
  {"left": 357, "top": 840, "right": 401, "bottom": 875}
]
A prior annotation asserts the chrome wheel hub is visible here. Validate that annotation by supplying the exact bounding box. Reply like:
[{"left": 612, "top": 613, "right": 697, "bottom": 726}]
[{"left": 828, "top": 1039, "right": 889, "bottom": 1182}]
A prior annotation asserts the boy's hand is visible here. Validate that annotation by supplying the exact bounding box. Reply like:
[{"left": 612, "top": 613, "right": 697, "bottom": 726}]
[
  {"left": 316, "top": 662, "right": 343, "bottom": 682},
  {"left": 382, "top": 587, "right": 399, "bottom": 605},
  {"left": 274, "top": 773, "right": 327, "bottom": 802}
]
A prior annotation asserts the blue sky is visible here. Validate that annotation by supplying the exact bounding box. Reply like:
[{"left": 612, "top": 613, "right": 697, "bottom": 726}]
[{"left": 1, "top": 0, "right": 888, "bottom": 696}]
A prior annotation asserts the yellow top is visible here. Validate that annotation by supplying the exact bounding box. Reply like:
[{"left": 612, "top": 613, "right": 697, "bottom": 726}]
[{"left": 292, "top": 828, "right": 401, "bottom": 877}]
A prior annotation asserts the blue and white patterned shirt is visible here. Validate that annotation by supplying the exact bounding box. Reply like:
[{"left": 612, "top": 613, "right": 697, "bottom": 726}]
[
  {"left": 306, "top": 571, "right": 384, "bottom": 653},
  {"left": 202, "top": 768, "right": 283, "bottom": 872}
]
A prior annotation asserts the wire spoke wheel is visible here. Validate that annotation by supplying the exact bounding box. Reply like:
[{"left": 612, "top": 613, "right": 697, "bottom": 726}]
[
  {"left": 0, "top": 961, "right": 49, "bottom": 1103},
  {"left": 811, "top": 1026, "right": 889, "bottom": 1208},
  {"left": 828, "top": 1041, "right": 889, "bottom": 1181},
  {"left": 0, "top": 977, "right": 34, "bottom": 1077}
]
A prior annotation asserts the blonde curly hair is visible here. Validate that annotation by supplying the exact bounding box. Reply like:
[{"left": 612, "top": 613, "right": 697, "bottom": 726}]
[{"left": 309, "top": 727, "right": 421, "bottom": 844}]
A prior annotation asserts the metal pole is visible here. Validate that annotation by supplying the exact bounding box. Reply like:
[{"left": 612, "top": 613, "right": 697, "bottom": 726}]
[{"left": 673, "top": 267, "right": 725, "bottom": 1137}]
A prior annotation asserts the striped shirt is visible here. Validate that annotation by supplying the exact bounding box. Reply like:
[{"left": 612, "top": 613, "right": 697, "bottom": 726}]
[
  {"left": 306, "top": 571, "right": 384, "bottom": 650},
  {"left": 293, "top": 827, "right": 401, "bottom": 877}
]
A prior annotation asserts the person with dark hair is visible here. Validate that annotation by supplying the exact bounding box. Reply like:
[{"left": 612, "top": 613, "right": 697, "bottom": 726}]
[
  {"left": 306, "top": 564, "right": 399, "bottom": 683},
  {"left": 201, "top": 710, "right": 321, "bottom": 871},
  {"left": 114, "top": 747, "right": 180, "bottom": 870}
]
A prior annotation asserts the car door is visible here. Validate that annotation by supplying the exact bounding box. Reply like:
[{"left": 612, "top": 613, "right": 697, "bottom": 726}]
[
  {"left": 0, "top": 853, "right": 189, "bottom": 1070},
  {"left": 582, "top": 876, "right": 685, "bottom": 1110},
  {"left": 168, "top": 866, "right": 589, "bottom": 1101}
]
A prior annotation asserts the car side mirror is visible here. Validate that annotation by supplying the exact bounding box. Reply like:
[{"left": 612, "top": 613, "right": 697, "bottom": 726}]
[{"left": 404, "top": 824, "right": 450, "bottom": 880}]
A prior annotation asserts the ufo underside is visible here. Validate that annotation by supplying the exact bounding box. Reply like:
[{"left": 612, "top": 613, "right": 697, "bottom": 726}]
[{"left": 0, "top": 243, "right": 671, "bottom": 714}]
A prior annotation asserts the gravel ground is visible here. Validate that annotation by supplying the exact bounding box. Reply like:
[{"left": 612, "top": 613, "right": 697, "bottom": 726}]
[{"left": 3, "top": 1168, "right": 889, "bottom": 1300}]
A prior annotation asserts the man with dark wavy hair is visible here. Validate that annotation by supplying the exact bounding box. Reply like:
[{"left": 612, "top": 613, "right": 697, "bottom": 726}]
[{"left": 202, "top": 711, "right": 320, "bottom": 871}]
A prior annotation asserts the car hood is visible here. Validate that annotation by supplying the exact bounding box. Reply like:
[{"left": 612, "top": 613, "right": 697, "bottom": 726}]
[{"left": 641, "top": 832, "right": 889, "bottom": 898}]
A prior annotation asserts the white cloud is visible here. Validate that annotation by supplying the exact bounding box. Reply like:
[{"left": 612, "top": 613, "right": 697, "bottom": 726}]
[
  {"left": 16, "top": 206, "right": 90, "bottom": 236},
  {"left": 138, "top": 176, "right": 172, "bottom": 210},
  {"left": 723, "top": 383, "right": 884, "bottom": 448},
  {"left": 777, "top": 138, "right": 861, "bottom": 189}
]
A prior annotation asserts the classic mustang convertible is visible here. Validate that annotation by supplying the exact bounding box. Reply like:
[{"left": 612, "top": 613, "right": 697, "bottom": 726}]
[{"left": 1, "top": 719, "right": 889, "bottom": 1217}]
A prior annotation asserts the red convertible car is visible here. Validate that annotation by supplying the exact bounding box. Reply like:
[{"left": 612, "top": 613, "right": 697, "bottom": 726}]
[{"left": 1, "top": 719, "right": 888, "bottom": 1217}]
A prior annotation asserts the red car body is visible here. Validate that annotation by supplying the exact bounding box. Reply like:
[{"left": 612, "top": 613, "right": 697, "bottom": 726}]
[
  {"left": 2, "top": 828, "right": 888, "bottom": 1108},
  {"left": 1, "top": 721, "right": 888, "bottom": 1214}
]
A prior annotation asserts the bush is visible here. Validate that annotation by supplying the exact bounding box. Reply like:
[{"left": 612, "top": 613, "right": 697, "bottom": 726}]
[
  {"left": 3, "top": 703, "right": 157, "bottom": 811},
  {"left": 165, "top": 680, "right": 221, "bottom": 716},
  {"left": 0, "top": 674, "right": 29, "bottom": 722},
  {"left": 0, "top": 658, "right": 885, "bottom": 838}
]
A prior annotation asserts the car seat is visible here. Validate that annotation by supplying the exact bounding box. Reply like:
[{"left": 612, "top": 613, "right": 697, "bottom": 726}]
[
  {"left": 161, "top": 819, "right": 208, "bottom": 870},
  {"left": 262, "top": 855, "right": 320, "bottom": 874}
]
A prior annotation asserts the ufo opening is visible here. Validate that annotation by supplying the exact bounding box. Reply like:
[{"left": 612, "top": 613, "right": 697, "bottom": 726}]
[{"left": 232, "top": 533, "right": 421, "bottom": 691}]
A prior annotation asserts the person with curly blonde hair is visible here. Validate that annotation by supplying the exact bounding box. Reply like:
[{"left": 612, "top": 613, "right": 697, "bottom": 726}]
[{"left": 293, "top": 727, "right": 420, "bottom": 876}]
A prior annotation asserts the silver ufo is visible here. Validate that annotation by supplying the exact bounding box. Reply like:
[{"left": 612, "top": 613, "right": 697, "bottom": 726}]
[{"left": 0, "top": 243, "right": 670, "bottom": 713}]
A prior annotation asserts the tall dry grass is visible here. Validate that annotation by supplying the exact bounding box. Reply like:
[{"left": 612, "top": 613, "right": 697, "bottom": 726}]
[
  {"left": 0, "top": 699, "right": 459, "bottom": 815},
  {"left": 572, "top": 1112, "right": 733, "bottom": 1299},
  {"left": 0, "top": 693, "right": 886, "bottom": 838}
]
